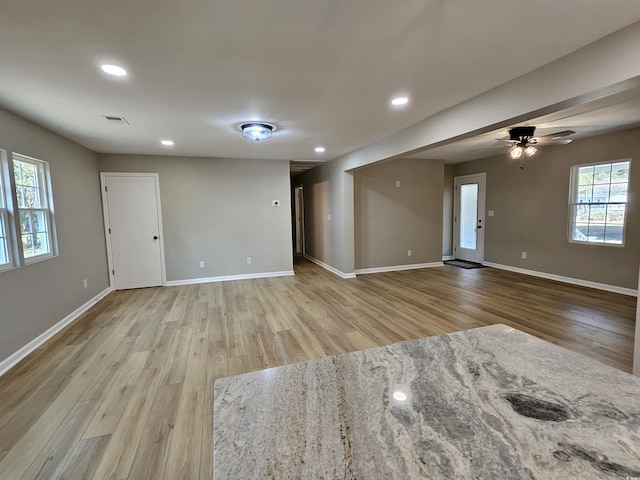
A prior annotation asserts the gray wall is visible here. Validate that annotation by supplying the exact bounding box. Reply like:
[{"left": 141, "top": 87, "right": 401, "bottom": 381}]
[
  {"left": 354, "top": 158, "right": 443, "bottom": 269},
  {"left": 443, "top": 164, "right": 455, "bottom": 257},
  {"left": 0, "top": 107, "right": 109, "bottom": 364},
  {"left": 98, "top": 154, "right": 293, "bottom": 281},
  {"left": 453, "top": 126, "right": 640, "bottom": 289}
]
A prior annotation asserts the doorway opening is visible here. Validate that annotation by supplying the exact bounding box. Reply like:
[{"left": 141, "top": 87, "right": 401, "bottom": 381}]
[{"left": 294, "top": 185, "right": 305, "bottom": 256}]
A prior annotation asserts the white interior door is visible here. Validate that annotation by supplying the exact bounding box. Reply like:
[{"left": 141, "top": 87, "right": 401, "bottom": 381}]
[
  {"left": 454, "top": 173, "right": 486, "bottom": 263},
  {"left": 101, "top": 173, "right": 165, "bottom": 290}
]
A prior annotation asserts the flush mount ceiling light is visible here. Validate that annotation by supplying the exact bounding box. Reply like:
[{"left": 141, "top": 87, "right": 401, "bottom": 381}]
[
  {"left": 100, "top": 64, "right": 127, "bottom": 77},
  {"left": 314, "top": 146, "right": 325, "bottom": 153},
  {"left": 241, "top": 123, "right": 273, "bottom": 142},
  {"left": 160, "top": 139, "right": 174, "bottom": 146}
]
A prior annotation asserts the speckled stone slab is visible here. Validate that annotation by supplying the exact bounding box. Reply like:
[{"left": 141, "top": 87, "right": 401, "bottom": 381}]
[{"left": 213, "top": 324, "right": 640, "bottom": 479}]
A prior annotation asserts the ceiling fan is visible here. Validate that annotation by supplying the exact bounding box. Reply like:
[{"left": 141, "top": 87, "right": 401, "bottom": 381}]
[{"left": 504, "top": 126, "right": 575, "bottom": 160}]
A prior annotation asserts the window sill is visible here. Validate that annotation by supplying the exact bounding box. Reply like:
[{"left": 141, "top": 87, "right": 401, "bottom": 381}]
[
  {"left": 24, "top": 252, "right": 57, "bottom": 266},
  {"left": 568, "top": 239, "right": 625, "bottom": 248},
  {"left": 0, "top": 263, "right": 17, "bottom": 274}
]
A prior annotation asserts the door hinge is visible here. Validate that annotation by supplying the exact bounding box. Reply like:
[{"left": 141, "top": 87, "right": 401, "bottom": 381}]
[
  {"left": 104, "top": 185, "right": 108, "bottom": 192},
  {"left": 108, "top": 228, "right": 111, "bottom": 234},
  {"left": 112, "top": 269, "right": 115, "bottom": 275}
]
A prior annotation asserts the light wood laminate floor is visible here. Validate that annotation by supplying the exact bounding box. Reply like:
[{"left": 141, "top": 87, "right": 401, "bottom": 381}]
[{"left": 0, "top": 258, "right": 636, "bottom": 480}]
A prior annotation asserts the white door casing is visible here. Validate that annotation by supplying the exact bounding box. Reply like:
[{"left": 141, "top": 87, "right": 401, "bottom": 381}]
[
  {"left": 295, "top": 186, "right": 304, "bottom": 254},
  {"left": 454, "top": 173, "right": 486, "bottom": 264},
  {"left": 101, "top": 173, "right": 165, "bottom": 290}
]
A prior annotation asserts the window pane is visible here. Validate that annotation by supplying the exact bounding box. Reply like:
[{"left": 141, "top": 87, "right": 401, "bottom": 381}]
[
  {"left": 459, "top": 183, "right": 478, "bottom": 250},
  {"left": 22, "top": 233, "right": 35, "bottom": 257},
  {"left": 572, "top": 223, "right": 589, "bottom": 242},
  {"left": 611, "top": 162, "right": 630, "bottom": 183},
  {"left": 19, "top": 210, "right": 33, "bottom": 234},
  {"left": 0, "top": 241, "right": 7, "bottom": 265},
  {"left": 578, "top": 166, "right": 594, "bottom": 186},
  {"left": 577, "top": 185, "right": 592, "bottom": 203},
  {"left": 592, "top": 184, "right": 610, "bottom": 203},
  {"left": 603, "top": 225, "right": 624, "bottom": 244},
  {"left": 36, "top": 232, "right": 50, "bottom": 255},
  {"left": 586, "top": 224, "right": 605, "bottom": 243},
  {"left": 588, "top": 204, "right": 606, "bottom": 223},
  {"left": 15, "top": 161, "right": 37, "bottom": 187},
  {"left": 606, "top": 204, "right": 625, "bottom": 225},
  {"left": 609, "top": 182, "right": 627, "bottom": 202},
  {"left": 19, "top": 209, "right": 50, "bottom": 258},
  {"left": 14, "top": 161, "right": 42, "bottom": 208},
  {"left": 30, "top": 210, "right": 47, "bottom": 234},
  {"left": 0, "top": 215, "right": 7, "bottom": 265},
  {"left": 593, "top": 163, "right": 612, "bottom": 184},
  {"left": 574, "top": 204, "right": 590, "bottom": 223}
]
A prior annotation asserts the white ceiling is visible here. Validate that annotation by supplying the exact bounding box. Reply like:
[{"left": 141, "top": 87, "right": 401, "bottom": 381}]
[{"left": 1, "top": 1, "right": 640, "bottom": 166}]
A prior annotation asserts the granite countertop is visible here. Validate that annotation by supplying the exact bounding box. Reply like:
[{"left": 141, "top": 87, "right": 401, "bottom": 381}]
[{"left": 213, "top": 324, "right": 640, "bottom": 479}]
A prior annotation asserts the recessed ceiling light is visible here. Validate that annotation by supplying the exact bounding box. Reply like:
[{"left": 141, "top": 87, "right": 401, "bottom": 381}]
[
  {"left": 101, "top": 64, "right": 127, "bottom": 77},
  {"left": 391, "top": 97, "right": 409, "bottom": 106},
  {"left": 393, "top": 391, "right": 407, "bottom": 401},
  {"left": 160, "top": 140, "right": 174, "bottom": 146},
  {"left": 314, "top": 147, "right": 325, "bottom": 153}
]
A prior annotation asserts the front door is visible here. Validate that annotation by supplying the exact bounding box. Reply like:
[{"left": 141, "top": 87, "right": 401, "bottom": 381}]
[
  {"left": 101, "top": 173, "right": 165, "bottom": 290},
  {"left": 454, "top": 173, "right": 486, "bottom": 263}
]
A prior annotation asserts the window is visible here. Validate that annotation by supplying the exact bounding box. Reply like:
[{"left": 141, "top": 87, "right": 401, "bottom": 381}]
[
  {"left": 569, "top": 159, "right": 630, "bottom": 245},
  {"left": 0, "top": 153, "right": 12, "bottom": 271},
  {"left": 13, "top": 154, "right": 55, "bottom": 262}
]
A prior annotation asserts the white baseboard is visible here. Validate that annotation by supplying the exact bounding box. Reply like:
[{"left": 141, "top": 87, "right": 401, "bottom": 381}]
[
  {"left": 483, "top": 262, "right": 637, "bottom": 297},
  {"left": 304, "top": 255, "right": 356, "bottom": 279},
  {"left": 442, "top": 255, "right": 455, "bottom": 261},
  {"left": 0, "top": 287, "right": 112, "bottom": 377},
  {"left": 165, "top": 270, "right": 295, "bottom": 287},
  {"left": 355, "top": 262, "right": 443, "bottom": 275}
]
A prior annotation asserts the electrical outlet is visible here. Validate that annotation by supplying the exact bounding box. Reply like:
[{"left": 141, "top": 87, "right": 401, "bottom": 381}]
[
  {"left": 521, "top": 251, "right": 527, "bottom": 259},
  {"left": 407, "top": 249, "right": 412, "bottom": 257},
  {"left": 83, "top": 278, "right": 88, "bottom": 288},
  {"left": 247, "top": 257, "right": 252, "bottom": 264},
  {"left": 396, "top": 180, "right": 401, "bottom": 188},
  {"left": 327, "top": 214, "right": 331, "bottom": 221},
  {"left": 199, "top": 261, "right": 205, "bottom": 269}
]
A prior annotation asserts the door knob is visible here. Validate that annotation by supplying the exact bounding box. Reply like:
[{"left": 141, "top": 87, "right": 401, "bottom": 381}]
[{"left": 153, "top": 236, "right": 159, "bottom": 240}]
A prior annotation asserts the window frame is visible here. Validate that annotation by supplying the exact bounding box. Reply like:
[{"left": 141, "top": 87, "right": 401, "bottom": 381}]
[
  {"left": 0, "top": 151, "right": 15, "bottom": 272},
  {"left": 12, "top": 153, "right": 56, "bottom": 264},
  {"left": 567, "top": 158, "right": 631, "bottom": 247}
]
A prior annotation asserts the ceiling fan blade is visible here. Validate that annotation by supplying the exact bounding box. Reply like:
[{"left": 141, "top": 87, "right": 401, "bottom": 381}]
[
  {"left": 469, "top": 143, "right": 512, "bottom": 152},
  {"left": 534, "top": 129, "right": 576, "bottom": 139},
  {"left": 534, "top": 137, "right": 573, "bottom": 145}
]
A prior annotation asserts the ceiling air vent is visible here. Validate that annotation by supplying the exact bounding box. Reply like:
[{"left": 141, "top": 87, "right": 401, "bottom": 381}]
[{"left": 103, "top": 115, "right": 129, "bottom": 125}]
